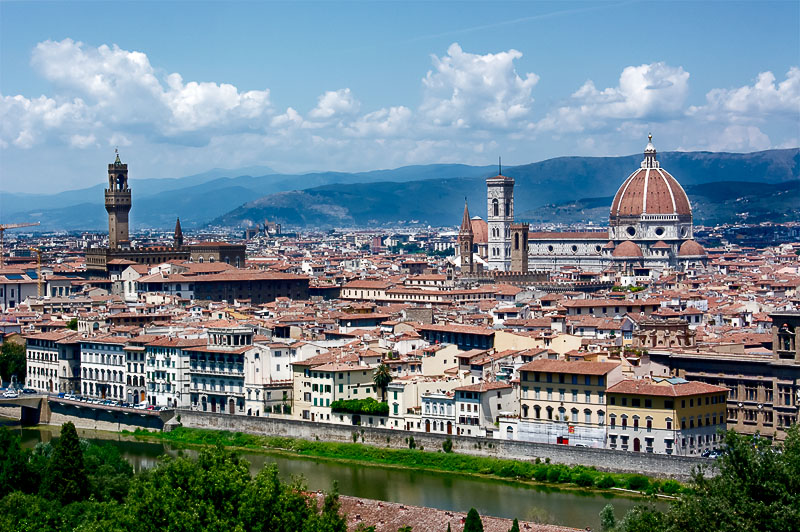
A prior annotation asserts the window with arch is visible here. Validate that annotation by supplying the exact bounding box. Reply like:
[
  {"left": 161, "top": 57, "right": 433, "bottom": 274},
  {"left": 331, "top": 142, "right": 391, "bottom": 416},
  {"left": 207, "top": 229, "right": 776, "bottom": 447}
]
[
  {"left": 514, "top": 233, "right": 519, "bottom": 250},
  {"left": 505, "top": 200, "right": 510, "bottom": 216},
  {"left": 492, "top": 199, "right": 499, "bottom": 217}
]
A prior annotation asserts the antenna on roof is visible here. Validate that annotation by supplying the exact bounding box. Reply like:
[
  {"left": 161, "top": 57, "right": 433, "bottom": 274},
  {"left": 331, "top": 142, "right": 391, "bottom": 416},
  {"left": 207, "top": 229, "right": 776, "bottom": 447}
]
[{"left": 498, "top": 156, "right": 502, "bottom": 175}]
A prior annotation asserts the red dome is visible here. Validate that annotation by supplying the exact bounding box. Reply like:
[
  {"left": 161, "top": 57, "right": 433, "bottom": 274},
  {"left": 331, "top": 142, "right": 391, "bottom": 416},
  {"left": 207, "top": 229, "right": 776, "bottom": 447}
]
[
  {"left": 611, "top": 167, "right": 691, "bottom": 217},
  {"left": 678, "top": 240, "right": 706, "bottom": 257},
  {"left": 470, "top": 217, "right": 488, "bottom": 244},
  {"left": 612, "top": 241, "right": 644, "bottom": 258},
  {"left": 610, "top": 137, "right": 691, "bottom": 218}
]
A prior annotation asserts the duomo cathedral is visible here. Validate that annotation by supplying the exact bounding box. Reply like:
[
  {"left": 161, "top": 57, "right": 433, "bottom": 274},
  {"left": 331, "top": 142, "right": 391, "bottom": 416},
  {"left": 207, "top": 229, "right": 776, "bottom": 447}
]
[{"left": 457, "top": 136, "right": 708, "bottom": 277}]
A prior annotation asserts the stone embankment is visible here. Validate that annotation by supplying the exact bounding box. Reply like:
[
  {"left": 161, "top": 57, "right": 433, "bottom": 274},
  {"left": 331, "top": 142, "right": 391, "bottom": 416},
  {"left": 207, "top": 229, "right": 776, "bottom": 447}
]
[{"left": 177, "top": 409, "right": 707, "bottom": 480}]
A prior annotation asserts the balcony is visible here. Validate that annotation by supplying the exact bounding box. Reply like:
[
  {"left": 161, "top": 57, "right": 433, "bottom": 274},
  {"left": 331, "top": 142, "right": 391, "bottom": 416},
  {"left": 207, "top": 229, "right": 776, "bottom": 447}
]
[{"left": 189, "top": 364, "right": 244, "bottom": 376}]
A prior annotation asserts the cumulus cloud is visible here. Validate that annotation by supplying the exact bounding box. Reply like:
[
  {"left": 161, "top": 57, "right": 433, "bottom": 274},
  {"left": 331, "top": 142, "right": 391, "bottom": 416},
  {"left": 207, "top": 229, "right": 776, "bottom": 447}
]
[
  {"left": 308, "top": 89, "right": 360, "bottom": 121},
  {"left": 346, "top": 106, "right": 412, "bottom": 137},
  {"left": 27, "top": 38, "right": 272, "bottom": 139},
  {"left": 537, "top": 62, "right": 689, "bottom": 132},
  {"left": 420, "top": 43, "right": 539, "bottom": 130},
  {"left": 689, "top": 67, "right": 800, "bottom": 119}
]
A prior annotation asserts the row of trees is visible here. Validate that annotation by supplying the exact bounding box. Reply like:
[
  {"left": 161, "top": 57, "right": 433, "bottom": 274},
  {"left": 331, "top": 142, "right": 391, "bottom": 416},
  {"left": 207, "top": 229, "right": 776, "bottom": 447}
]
[{"left": 0, "top": 422, "right": 350, "bottom": 532}]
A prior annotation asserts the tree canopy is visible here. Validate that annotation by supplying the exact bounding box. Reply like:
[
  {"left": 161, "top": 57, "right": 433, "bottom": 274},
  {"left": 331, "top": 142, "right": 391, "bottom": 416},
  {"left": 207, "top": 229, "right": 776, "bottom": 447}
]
[{"left": 603, "top": 424, "right": 800, "bottom": 532}]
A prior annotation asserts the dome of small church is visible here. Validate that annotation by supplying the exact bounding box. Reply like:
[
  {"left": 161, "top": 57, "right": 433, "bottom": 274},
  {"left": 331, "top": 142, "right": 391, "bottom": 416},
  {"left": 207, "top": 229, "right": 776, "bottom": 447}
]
[
  {"left": 610, "top": 136, "right": 692, "bottom": 218},
  {"left": 470, "top": 217, "right": 488, "bottom": 244},
  {"left": 678, "top": 239, "right": 707, "bottom": 257},
  {"left": 612, "top": 241, "right": 644, "bottom": 258}
]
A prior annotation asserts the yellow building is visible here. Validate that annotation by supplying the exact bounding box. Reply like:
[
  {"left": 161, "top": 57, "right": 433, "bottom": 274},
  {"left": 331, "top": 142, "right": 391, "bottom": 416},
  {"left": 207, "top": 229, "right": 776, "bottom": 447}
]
[
  {"left": 514, "top": 359, "right": 623, "bottom": 447},
  {"left": 606, "top": 377, "right": 727, "bottom": 455}
]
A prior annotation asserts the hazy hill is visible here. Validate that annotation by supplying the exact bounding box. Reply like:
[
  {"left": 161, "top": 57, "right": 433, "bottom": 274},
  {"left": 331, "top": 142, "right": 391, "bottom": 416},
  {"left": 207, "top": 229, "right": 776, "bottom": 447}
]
[
  {"left": 4, "top": 149, "right": 797, "bottom": 231},
  {"left": 212, "top": 149, "right": 799, "bottom": 229},
  {"left": 2, "top": 164, "right": 493, "bottom": 231}
]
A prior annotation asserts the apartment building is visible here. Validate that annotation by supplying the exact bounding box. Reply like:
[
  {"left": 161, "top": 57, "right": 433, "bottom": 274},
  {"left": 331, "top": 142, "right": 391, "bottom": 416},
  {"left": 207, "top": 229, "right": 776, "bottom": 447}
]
[
  {"left": 514, "top": 360, "right": 622, "bottom": 447},
  {"left": 454, "top": 381, "right": 516, "bottom": 438},
  {"left": 25, "top": 330, "right": 80, "bottom": 393},
  {"left": 606, "top": 377, "right": 728, "bottom": 455}
]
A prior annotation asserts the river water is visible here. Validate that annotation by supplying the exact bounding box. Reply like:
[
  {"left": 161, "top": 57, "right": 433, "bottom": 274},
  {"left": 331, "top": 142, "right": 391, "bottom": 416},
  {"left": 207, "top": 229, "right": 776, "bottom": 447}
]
[{"left": 15, "top": 424, "right": 666, "bottom": 530}]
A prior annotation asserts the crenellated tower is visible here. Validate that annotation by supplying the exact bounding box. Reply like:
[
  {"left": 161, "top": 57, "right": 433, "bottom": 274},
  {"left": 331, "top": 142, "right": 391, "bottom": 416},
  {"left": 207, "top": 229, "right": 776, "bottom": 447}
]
[{"left": 105, "top": 150, "right": 132, "bottom": 248}]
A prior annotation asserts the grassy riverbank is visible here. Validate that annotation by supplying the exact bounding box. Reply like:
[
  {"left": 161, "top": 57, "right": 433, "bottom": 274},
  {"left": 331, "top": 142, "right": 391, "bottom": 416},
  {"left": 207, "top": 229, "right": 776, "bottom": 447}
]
[{"left": 130, "top": 426, "right": 686, "bottom": 497}]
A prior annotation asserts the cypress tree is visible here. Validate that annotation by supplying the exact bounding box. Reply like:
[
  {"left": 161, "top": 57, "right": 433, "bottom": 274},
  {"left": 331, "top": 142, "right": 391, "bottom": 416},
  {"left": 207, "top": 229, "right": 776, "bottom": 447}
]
[
  {"left": 464, "top": 508, "right": 484, "bottom": 532},
  {"left": 42, "top": 422, "right": 87, "bottom": 504},
  {"left": 508, "top": 518, "right": 520, "bottom": 532}
]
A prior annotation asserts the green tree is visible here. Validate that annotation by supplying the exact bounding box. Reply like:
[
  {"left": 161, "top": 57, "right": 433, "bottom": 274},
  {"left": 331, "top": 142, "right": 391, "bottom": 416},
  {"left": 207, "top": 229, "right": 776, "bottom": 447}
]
[
  {"left": 600, "top": 504, "right": 616, "bottom": 532},
  {"left": 372, "top": 364, "right": 393, "bottom": 401},
  {"left": 41, "top": 422, "right": 88, "bottom": 504},
  {"left": 66, "top": 318, "right": 78, "bottom": 330},
  {"left": 0, "top": 428, "right": 32, "bottom": 493},
  {"left": 0, "top": 341, "right": 26, "bottom": 384},
  {"left": 464, "top": 508, "right": 484, "bottom": 532},
  {"left": 508, "top": 518, "right": 520, "bottom": 532}
]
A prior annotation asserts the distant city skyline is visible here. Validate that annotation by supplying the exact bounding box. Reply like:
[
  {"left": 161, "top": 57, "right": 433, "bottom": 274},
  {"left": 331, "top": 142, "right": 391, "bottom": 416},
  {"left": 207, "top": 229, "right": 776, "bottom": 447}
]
[{"left": 1, "top": 0, "right": 798, "bottom": 193}]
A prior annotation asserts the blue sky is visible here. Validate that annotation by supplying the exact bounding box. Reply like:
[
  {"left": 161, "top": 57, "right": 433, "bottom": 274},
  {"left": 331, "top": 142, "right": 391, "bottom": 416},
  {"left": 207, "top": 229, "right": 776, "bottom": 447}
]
[{"left": 1, "top": 1, "right": 798, "bottom": 193}]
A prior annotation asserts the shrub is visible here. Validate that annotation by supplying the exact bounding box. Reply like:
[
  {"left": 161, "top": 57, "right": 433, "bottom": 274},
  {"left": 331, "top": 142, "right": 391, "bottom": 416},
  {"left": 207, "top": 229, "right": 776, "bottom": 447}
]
[
  {"left": 546, "top": 467, "right": 561, "bottom": 483},
  {"left": 575, "top": 472, "right": 595, "bottom": 487},
  {"left": 408, "top": 436, "right": 416, "bottom": 450},
  {"left": 626, "top": 474, "right": 650, "bottom": 491},
  {"left": 557, "top": 469, "right": 571, "bottom": 483},
  {"left": 661, "top": 479, "right": 681, "bottom": 495},
  {"left": 442, "top": 437, "right": 453, "bottom": 453},
  {"left": 596, "top": 474, "right": 616, "bottom": 489},
  {"left": 533, "top": 467, "right": 548, "bottom": 482}
]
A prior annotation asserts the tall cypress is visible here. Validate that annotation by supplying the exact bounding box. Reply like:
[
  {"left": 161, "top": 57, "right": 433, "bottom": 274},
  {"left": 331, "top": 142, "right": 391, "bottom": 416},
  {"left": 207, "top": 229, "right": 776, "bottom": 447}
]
[{"left": 42, "top": 422, "right": 87, "bottom": 504}]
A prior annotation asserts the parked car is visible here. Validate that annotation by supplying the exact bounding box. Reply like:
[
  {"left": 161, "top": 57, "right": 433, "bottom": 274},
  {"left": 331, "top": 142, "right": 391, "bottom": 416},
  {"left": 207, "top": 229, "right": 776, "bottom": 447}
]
[
  {"left": 134, "top": 403, "right": 146, "bottom": 410},
  {"left": 2, "top": 390, "right": 19, "bottom": 398},
  {"left": 22, "top": 388, "right": 36, "bottom": 394}
]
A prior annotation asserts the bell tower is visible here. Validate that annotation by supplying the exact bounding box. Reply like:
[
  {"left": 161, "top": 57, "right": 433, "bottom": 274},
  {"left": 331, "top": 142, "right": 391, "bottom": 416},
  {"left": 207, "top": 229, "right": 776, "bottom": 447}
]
[
  {"left": 105, "top": 150, "right": 132, "bottom": 248},
  {"left": 458, "top": 198, "right": 475, "bottom": 275},
  {"left": 486, "top": 158, "right": 514, "bottom": 271}
]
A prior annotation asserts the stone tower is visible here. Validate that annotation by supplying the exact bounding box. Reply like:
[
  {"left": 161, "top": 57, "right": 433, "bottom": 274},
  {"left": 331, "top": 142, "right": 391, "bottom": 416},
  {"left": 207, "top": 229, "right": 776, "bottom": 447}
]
[
  {"left": 510, "top": 223, "right": 529, "bottom": 273},
  {"left": 486, "top": 163, "right": 514, "bottom": 271},
  {"left": 174, "top": 217, "right": 184, "bottom": 248},
  {"left": 105, "top": 150, "right": 132, "bottom": 248},
  {"left": 458, "top": 199, "right": 474, "bottom": 274}
]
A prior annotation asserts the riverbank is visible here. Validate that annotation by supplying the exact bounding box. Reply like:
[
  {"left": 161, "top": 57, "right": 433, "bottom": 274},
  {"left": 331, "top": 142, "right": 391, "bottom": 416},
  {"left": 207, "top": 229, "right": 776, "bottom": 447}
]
[{"left": 129, "top": 426, "right": 686, "bottom": 498}]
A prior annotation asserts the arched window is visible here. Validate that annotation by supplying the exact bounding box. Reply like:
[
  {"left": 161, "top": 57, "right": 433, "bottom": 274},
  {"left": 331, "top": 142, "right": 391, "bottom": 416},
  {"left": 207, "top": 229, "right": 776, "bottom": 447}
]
[
  {"left": 505, "top": 200, "right": 510, "bottom": 216},
  {"left": 492, "top": 199, "right": 499, "bottom": 217},
  {"left": 514, "top": 233, "right": 519, "bottom": 250}
]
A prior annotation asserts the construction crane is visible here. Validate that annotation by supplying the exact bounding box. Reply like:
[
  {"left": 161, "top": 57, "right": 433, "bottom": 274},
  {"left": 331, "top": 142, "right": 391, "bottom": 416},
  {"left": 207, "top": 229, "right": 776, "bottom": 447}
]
[
  {"left": 29, "top": 247, "right": 43, "bottom": 297},
  {"left": 0, "top": 222, "right": 40, "bottom": 268}
]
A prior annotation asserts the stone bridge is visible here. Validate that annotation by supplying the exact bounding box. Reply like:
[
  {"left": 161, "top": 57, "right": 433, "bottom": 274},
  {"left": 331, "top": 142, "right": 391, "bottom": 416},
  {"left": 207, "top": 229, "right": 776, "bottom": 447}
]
[{"left": 0, "top": 395, "right": 174, "bottom": 431}]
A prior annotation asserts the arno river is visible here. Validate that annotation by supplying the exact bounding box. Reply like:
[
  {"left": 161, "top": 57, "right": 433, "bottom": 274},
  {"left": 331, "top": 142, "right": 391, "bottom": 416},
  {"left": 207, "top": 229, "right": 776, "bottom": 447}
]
[{"left": 15, "top": 424, "right": 668, "bottom": 530}]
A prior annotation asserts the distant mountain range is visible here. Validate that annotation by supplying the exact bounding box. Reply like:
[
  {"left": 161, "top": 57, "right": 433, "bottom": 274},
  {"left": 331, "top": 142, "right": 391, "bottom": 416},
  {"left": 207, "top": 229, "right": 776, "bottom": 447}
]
[
  {"left": 212, "top": 149, "right": 799, "bottom": 228},
  {"left": 2, "top": 149, "right": 797, "bottom": 231}
]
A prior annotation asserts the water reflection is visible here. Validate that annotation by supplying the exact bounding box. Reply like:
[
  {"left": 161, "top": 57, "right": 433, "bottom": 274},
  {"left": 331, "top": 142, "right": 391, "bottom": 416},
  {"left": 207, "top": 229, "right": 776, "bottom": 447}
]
[{"left": 17, "top": 425, "right": 665, "bottom": 530}]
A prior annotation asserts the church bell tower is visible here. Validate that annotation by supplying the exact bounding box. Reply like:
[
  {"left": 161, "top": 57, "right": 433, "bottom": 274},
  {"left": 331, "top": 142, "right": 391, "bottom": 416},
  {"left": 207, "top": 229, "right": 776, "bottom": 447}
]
[
  {"left": 486, "top": 159, "right": 514, "bottom": 271},
  {"left": 105, "top": 150, "right": 132, "bottom": 248}
]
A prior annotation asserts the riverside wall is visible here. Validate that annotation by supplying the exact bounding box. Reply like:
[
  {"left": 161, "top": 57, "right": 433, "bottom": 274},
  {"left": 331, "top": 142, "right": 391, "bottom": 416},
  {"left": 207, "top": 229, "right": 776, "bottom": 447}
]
[{"left": 177, "top": 409, "right": 708, "bottom": 480}]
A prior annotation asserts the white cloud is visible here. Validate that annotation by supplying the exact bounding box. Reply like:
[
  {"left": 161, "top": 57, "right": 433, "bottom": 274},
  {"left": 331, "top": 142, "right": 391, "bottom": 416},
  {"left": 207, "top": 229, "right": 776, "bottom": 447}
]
[
  {"left": 0, "top": 94, "right": 91, "bottom": 148},
  {"left": 690, "top": 67, "right": 800, "bottom": 119},
  {"left": 27, "top": 39, "right": 272, "bottom": 139},
  {"left": 420, "top": 43, "right": 539, "bottom": 130},
  {"left": 308, "top": 89, "right": 360, "bottom": 121},
  {"left": 69, "top": 133, "right": 97, "bottom": 149},
  {"left": 346, "top": 106, "right": 412, "bottom": 137},
  {"left": 537, "top": 62, "right": 689, "bottom": 132}
]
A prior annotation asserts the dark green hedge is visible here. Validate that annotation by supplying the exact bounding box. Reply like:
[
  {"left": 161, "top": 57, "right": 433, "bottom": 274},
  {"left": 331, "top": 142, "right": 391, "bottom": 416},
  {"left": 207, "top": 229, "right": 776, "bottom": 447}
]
[{"left": 330, "top": 398, "right": 389, "bottom": 416}]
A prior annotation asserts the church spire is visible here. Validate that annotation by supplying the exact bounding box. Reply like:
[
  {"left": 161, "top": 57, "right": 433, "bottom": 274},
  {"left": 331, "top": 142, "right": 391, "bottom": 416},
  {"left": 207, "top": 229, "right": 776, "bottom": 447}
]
[
  {"left": 174, "top": 217, "right": 184, "bottom": 247},
  {"left": 460, "top": 197, "right": 473, "bottom": 234}
]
